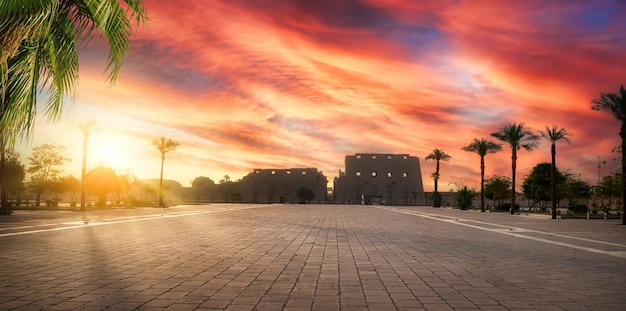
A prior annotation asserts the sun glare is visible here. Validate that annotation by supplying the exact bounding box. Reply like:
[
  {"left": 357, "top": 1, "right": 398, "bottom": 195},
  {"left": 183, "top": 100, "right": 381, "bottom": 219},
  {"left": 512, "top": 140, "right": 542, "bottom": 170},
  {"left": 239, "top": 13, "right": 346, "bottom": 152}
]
[{"left": 89, "top": 133, "right": 133, "bottom": 171}]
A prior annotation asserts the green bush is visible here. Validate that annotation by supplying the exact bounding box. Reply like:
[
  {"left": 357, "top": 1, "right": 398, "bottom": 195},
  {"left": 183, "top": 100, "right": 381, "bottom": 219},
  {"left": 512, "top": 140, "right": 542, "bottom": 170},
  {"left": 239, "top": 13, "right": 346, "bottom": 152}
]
[
  {"left": 429, "top": 192, "right": 442, "bottom": 207},
  {"left": 494, "top": 202, "right": 519, "bottom": 211},
  {"left": 456, "top": 186, "right": 476, "bottom": 210},
  {"left": 567, "top": 201, "right": 588, "bottom": 214}
]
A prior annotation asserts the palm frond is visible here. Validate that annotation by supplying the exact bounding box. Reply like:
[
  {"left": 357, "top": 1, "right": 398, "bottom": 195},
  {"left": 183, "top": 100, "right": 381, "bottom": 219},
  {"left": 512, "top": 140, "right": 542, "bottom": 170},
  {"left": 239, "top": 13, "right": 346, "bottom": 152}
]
[{"left": 591, "top": 85, "right": 626, "bottom": 121}]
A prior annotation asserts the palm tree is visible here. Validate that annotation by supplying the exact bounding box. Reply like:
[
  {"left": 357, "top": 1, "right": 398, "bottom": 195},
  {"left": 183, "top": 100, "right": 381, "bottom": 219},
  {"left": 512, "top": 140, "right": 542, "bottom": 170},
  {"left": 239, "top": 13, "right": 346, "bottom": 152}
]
[
  {"left": 425, "top": 148, "right": 451, "bottom": 207},
  {"left": 152, "top": 136, "right": 180, "bottom": 207},
  {"left": 79, "top": 119, "right": 97, "bottom": 211},
  {"left": 591, "top": 85, "right": 626, "bottom": 225},
  {"left": 462, "top": 138, "right": 502, "bottom": 212},
  {"left": 541, "top": 126, "right": 571, "bottom": 220},
  {"left": 0, "top": 1, "right": 147, "bottom": 215},
  {"left": 491, "top": 122, "right": 540, "bottom": 214}
]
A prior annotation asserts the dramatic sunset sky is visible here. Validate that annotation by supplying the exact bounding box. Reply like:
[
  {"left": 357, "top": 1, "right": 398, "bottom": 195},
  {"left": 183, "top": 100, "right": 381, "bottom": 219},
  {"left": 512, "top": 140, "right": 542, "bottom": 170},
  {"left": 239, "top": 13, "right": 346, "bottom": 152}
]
[{"left": 15, "top": 0, "right": 626, "bottom": 190}]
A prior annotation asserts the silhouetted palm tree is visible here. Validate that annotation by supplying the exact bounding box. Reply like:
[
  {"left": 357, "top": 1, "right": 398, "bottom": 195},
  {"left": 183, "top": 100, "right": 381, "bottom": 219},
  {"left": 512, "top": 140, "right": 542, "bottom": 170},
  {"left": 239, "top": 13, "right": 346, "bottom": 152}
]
[
  {"left": 491, "top": 123, "right": 539, "bottom": 214},
  {"left": 79, "top": 120, "right": 97, "bottom": 211},
  {"left": 591, "top": 85, "right": 626, "bottom": 225},
  {"left": 541, "top": 125, "right": 571, "bottom": 219},
  {"left": 462, "top": 138, "right": 502, "bottom": 212},
  {"left": 425, "top": 149, "right": 451, "bottom": 207},
  {"left": 152, "top": 136, "right": 180, "bottom": 207}
]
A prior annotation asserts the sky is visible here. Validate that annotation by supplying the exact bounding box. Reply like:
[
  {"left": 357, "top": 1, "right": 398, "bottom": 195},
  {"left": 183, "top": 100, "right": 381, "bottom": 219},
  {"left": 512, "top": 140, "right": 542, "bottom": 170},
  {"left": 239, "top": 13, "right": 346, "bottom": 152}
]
[{"left": 14, "top": 0, "right": 626, "bottom": 190}]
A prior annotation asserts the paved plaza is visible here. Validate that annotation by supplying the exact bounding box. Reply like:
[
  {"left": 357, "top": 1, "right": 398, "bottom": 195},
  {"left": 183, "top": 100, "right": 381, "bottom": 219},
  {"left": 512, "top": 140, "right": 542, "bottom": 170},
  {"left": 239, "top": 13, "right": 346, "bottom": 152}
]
[{"left": 0, "top": 204, "right": 625, "bottom": 310}]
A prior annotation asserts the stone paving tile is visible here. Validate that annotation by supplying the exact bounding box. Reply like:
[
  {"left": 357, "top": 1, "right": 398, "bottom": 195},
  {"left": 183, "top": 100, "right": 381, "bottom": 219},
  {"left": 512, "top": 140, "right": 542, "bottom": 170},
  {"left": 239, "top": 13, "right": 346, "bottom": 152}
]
[{"left": 0, "top": 204, "right": 625, "bottom": 310}]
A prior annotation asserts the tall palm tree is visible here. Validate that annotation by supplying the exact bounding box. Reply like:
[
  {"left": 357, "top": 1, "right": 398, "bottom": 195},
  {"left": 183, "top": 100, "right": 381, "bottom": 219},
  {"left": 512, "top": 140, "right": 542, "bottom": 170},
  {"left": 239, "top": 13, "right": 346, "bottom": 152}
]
[
  {"left": 79, "top": 119, "right": 97, "bottom": 211},
  {"left": 591, "top": 85, "right": 626, "bottom": 225},
  {"left": 462, "top": 138, "right": 502, "bottom": 212},
  {"left": 425, "top": 148, "right": 451, "bottom": 207},
  {"left": 152, "top": 136, "right": 180, "bottom": 207},
  {"left": 0, "top": 1, "right": 147, "bottom": 215},
  {"left": 541, "top": 125, "right": 571, "bottom": 220},
  {"left": 491, "top": 122, "right": 539, "bottom": 214}
]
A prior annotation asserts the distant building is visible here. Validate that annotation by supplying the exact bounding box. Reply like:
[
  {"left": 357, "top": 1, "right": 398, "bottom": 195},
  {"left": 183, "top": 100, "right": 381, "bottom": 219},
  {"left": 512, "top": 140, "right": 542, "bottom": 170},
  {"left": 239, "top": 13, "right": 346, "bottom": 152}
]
[
  {"left": 333, "top": 153, "right": 425, "bottom": 205},
  {"left": 239, "top": 168, "right": 328, "bottom": 203}
]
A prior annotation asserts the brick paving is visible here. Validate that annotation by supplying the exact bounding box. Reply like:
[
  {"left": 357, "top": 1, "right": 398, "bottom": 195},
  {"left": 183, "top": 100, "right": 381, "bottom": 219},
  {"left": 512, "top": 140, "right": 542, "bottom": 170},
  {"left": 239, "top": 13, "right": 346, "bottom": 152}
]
[{"left": 0, "top": 204, "right": 625, "bottom": 310}]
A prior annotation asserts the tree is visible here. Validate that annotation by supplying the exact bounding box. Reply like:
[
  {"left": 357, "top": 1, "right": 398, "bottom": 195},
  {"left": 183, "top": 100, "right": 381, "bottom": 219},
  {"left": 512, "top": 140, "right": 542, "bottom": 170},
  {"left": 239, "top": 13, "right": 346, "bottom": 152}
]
[
  {"left": 425, "top": 148, "right": 451, "bottom": 207},
  {"left": 84, "top": 166, "right": 119, "bottom": 208},
  {"left": 0, "top": 149, "right": 25, "bottom": 213},
  {"left": 522, "top": 163, "right": 566, "bottom": 211},
  {"left": 27, "top": 144, "right": 70, "bottom": 206},
  {"left": 297, "top": 186, "right": 315, "bottom": 204},
  {"left": 60, "top": 175, "right": 81, "bottom": 207},
  {"left": 0, "top": 1, "right": 147, "bottom": 215},
  {"left": 220, "top": 175, "right": 231, "bottom": 184},
  {"left": 79, "top": 119, "right": 97, "bottom": 211},
  {"left": 591, "top": 85, "right": 626, "bottom": 224},
  {"left": 484, "top": 175, "right": 512, "bottom": 209},
  {"left": 541, "top": 125, "right": 572, "bottom": 219},
  {"left": 462, "top": 138, "right": 502, "bottom": 212},
  {"left": 491, "top": 122, "right": 540, "bottom": 214},
  {"left": 564, "top": 173, "right": 592, "bottom": 207},
  {"left": 152, "top": 136, "right": 180, "bottom": 207},
  {"left": 191, "top": 176, "right": 215, "bottom": 202},
  {"left": 597, "top": 174, "right": 622, "bottom": 210}
]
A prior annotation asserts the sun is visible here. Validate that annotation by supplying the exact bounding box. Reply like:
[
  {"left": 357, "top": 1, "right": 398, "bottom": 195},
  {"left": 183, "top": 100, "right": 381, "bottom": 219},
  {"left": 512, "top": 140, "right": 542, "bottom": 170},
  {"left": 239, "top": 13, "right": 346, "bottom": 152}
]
[{"left": 89, "top": 132, "right": 133, "bottom": 171}]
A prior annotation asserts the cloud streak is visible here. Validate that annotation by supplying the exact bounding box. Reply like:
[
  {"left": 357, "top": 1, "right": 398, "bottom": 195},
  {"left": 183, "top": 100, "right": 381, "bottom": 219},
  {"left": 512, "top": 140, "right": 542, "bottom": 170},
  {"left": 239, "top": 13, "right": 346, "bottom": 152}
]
[{"left": 17, "top": 0, "right": 626, "bottom": 190}]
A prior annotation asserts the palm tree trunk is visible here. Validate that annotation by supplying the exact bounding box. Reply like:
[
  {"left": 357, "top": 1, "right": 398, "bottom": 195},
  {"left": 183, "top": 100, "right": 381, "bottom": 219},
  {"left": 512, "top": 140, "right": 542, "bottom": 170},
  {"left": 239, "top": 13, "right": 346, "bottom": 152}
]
[
  {"left": 159, "top": 153, "right": 165, "bottom": 207},
  {"left": 551, "top": 143, "right": 557, "bottom": 219},
  {"left": 480, "top": 156, "right": 485, "bottom": 212},
  {"left": 435, "top": 160, "right": 440, "bottom": 192},
  {"left": 511, "top": 149, "right": 517, "bottom": 215},
  {"left": 609, "top": 122, "right": 626, "bottom": 225},
  {"left": 80, "top": 131, "right": 88, "bottom": 211}
]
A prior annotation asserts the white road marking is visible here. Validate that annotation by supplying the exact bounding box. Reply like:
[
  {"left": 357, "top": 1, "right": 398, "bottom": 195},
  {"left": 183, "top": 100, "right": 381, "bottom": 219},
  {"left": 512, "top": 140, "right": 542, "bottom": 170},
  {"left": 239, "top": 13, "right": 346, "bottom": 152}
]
[
  {"left": 0, "top": 205, "right": 271, "bottom": 238},
  {"left": 376, "top": 206, "right": 626, "bottom": 259}
]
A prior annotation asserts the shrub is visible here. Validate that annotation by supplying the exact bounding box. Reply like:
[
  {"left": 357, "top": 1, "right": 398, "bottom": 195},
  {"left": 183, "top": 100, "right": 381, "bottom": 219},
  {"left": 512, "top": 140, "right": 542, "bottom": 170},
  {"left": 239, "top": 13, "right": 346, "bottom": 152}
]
[
  {"left": 429, "top": 192, "right": 442, "bottom": 207},
  {"left": 567, "top": 201, "right": 588, "bottom": 214},
  {"left": 494, "top": 202, "right": 519, "bottom": 211},
  {"left": 456, "top": 186, "right": 476, "bottom": 210}
]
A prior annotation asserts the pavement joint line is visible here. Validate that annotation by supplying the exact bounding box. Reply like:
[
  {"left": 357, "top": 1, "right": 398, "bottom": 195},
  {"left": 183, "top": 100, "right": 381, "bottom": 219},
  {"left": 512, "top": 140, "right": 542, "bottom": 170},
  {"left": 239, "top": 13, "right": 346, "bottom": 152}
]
[
  {"left": 0, "top": 204, "right": 272, "bottom": 238},
  {"left": 376, "top": 206, "right": 626, "bottom": 259}
]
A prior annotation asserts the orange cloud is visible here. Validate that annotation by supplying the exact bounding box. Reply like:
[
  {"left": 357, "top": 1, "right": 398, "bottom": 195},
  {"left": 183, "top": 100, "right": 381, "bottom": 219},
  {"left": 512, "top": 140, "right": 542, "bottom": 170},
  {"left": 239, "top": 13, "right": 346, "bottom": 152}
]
[{"left": 16, "top": 0, "right": 624, "bottom": 190}]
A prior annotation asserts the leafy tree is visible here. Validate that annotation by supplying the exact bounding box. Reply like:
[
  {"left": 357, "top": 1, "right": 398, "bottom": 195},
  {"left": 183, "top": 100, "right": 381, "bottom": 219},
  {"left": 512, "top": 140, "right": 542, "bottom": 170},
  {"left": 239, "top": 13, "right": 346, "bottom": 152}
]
[
  {"left": 425, "top": 148, "right": 451, "bottom": 207},
  {"left": 297, "top": 186, "right": 315, "bottom": 204},
  {"left": 564, "top": 174, "right": 592, "bottom": 207},
  {"left": 0, "top": 1, "right": 147, "bottom": 215},
  {"left": 60, "top": 175, "right": 81, "bottom": 206},
  {"left": 84, "top": 166, "right": 119, "bottom": 208},
  {"left": 591, "top": 85, "right": 626, "bottom": 224},
  {"left": 462, "top": 138, "right": 502, "bottom": 212},
  {"left": 484, "top": 176, "right": 512, "bottom": 208},
  {"left": 79, "top": 119, "right": 97, "bottom": 211},
  {"left": 597, "top": 174, "right": 622, "bottom": 210},
  {"left": 191, "top": 176, "right": 215, "bottom": 202},
  {"left": 116, "top": 170, "right": 135, "bottom": 207},
  {"left": 522, "top": 163, "right": 566, "bottom": 210},
  {"left": 220, "top": 175, "right": 231, "bottom": 184},
  {"left": 0, "top": 149, "right": 25, "bottom": 212},
  {"left": 152, "top": 136, "right": 180, "bottom": 207},
  {"left": 27, "top": 144, "right": 70, "bottom": 206},
  {"left": 541, "top": 125, "right": 571, "bottom": 219},
  {"left": 491, "top": 122, "right": 540, "bottom": 214}
]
